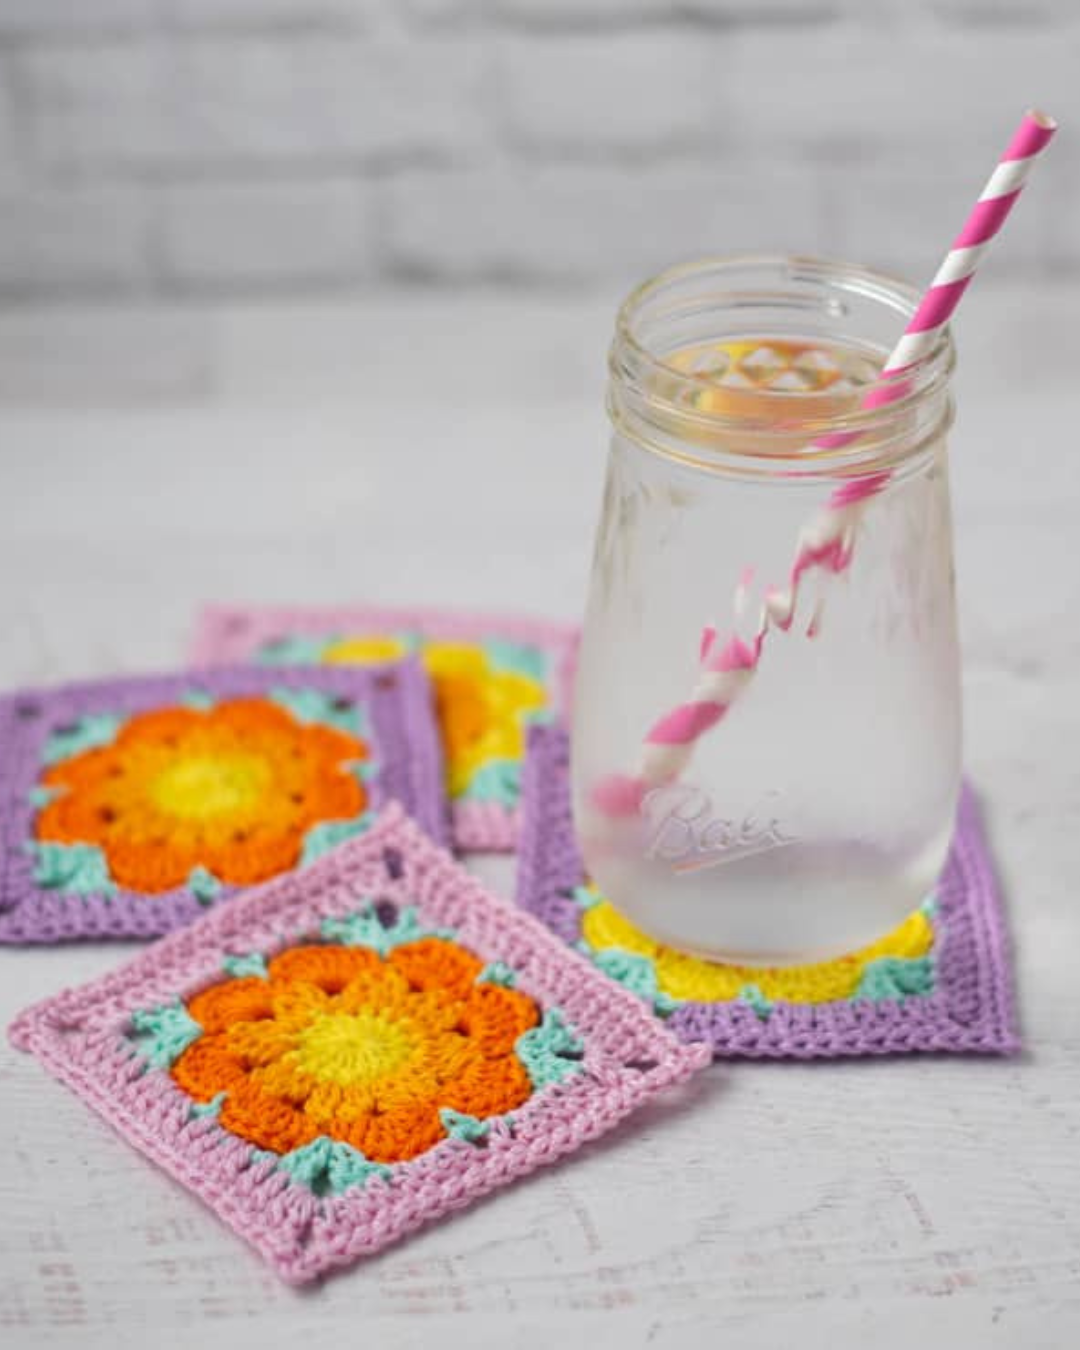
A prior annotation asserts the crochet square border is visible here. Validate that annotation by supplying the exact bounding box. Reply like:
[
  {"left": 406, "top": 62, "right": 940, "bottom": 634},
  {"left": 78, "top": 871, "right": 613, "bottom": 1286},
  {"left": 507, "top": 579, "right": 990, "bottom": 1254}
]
[
  {"left": 516, "top": 726, "right": 1018, "bottom": 1058},
  {"left": 190, "top": 604, "right": 579, "bottom": 852},
  {"left": 10, "top": 806, "right": 707, "bottom": 1283},
  {"left": 0, "top": 661, "right": 446, "bottom": 943}
]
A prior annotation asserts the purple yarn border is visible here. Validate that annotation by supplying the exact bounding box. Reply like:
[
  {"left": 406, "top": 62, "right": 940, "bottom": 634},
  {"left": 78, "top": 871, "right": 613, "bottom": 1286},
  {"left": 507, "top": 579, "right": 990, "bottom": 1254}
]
[
  {"left": 515, "top": 725, "right": 1019, "bottom": 1059},
  {"left": 0, "top": 660, "right": 447, "bottom": 944}
]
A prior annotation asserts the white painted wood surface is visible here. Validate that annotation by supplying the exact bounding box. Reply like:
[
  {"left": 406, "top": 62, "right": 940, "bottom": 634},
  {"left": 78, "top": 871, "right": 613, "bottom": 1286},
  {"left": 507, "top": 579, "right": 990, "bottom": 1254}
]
[{"left": 1, "top": 286, "right": 1078, "bottom": 1349}]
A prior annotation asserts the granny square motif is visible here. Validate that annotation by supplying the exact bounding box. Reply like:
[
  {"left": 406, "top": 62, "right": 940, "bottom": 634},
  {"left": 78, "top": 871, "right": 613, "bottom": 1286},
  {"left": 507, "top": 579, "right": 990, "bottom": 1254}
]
[
  {"left": 0, "top": 662, "right": 446, "bottom": 943},
  {"left": 10, "top": 806, "right": 708, "bottom": 1283},
  {"left": 190, "top": 604, "right": 579, "bottom": 852},
  {"left": 517, "top": 726, "right": 1018, "bottom": 1059}
]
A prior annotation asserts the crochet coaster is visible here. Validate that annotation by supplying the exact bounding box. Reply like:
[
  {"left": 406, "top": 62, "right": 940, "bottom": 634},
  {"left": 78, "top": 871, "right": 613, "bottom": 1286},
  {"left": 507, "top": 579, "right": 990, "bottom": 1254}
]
[
  {"left": 517, "top": 726, "right": 1018, "bottom": 1059},
  {"left": 10, "top": 806, "right": 708, "bottom": 1283},
  {"left": 190, "top": 604, "right": 578, "bottom": 852},
  {"left": 0, "top": 662, "right": 446, "bottom": 944}
]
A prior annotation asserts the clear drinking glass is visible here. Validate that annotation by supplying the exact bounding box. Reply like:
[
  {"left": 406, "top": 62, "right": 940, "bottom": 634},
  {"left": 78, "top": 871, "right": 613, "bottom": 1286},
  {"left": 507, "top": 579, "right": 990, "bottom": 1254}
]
[{"left": 571, "top": 256, "right": 961, "bottom": 966}]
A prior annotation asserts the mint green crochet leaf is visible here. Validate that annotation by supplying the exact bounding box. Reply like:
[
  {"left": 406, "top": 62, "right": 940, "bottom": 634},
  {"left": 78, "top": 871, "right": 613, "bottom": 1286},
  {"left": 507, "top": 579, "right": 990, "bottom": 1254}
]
[
  {"left": 222, "top": 952, "right": 269, "bottom": 979},
  {"left": 854, "top": 955, "right": 935, "bottom": 1003},
  {"left": 465, "top": 759, "right": 521, "bottom": 807},
  {"left": 180, "top": 689, "right": 216, "bottom": 711},
  {"left": 188, "top": 866, "right": 222, "bottom": 906},
  {"left": 571, "top": 885, "right": 600, "bottom": 911},
  {"left": 29, "top": 841, "right": 115, "bottom": 896},
  {"left": 516, "top": 1009, "right": 585, "bottom": 1089},
  {"left": 477, "top": 961, "right": 516, "bottom": 988},
  {"left": 439, "top": 1109, "right": 491, "bottom": 1145},
  {"left": 42, "top": 713, "right": 122, "bottom": 767},
  {"left": 300, "top": 814, "right": 374, "bottom": 865},
  {"left": 189, "top": 1091, "right": 227, "bottom": 1120},
  {"left": 278, "top": 1137, "right": 391, "bottom": 1197},
  {"left": 27, "top": 785, "right": 58, "bottom": 809},
  {"left": 256, "top": 635, "right": 333, "bottom": 665},
  {"left": 738, "top": 983, "right": 774, "bottom": 1022},
  {"left": 268, "top": 686, "right": 364, "bottom": 738},
  {"left": 320, "top": 904, "right": 451, "bottom": 956},
  {"left": 593, "top": 948, "right": 659, "bottom": 1001},
  {"left": 482, "top": 639, "right": 547, "bottom": 682},
  {"left": 129, "top": 999, "right": 202, "bottom": 1070}
]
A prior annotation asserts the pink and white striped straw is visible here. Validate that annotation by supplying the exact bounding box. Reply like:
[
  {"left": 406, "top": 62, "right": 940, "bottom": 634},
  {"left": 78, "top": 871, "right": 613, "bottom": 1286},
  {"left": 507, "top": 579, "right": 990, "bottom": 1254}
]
[{"left": 594, "top": 109, "right": 1057, "bottom": 818}]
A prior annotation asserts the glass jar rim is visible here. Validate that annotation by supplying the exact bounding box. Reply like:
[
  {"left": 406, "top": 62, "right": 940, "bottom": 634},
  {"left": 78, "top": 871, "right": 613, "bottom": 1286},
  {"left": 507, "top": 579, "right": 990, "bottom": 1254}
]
[{"left": 609, "top": 253, "right": 956, "bottom": 478}]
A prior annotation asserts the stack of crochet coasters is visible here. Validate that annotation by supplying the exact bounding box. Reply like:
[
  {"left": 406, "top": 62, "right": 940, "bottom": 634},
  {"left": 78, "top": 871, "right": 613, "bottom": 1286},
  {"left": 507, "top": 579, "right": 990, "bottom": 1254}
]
[
  {"left": 190, "top": 604, "right": 578, "bottom": 852},
  {"left": 516, "top": 725, "right": 1018, "bottom": 1059},
  {"left": 11, "top": 807, "right": 708, "bottom": 1283}
]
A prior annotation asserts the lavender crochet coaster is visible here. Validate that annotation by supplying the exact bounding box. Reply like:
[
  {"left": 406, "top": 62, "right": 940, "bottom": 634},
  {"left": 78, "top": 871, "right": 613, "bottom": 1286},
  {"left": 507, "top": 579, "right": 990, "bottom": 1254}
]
[
  {"left": 0, "top": 661, "right": 446, "bottom": 944},
  {"left": 10, "top": 805, "right": 708, "bottom": 1283},
  {"left": 190, "top": 604, "right": 578, "bottom": 852},
  {"left": 517, "top": 726, "right": 1018, "bottom": 1059}
]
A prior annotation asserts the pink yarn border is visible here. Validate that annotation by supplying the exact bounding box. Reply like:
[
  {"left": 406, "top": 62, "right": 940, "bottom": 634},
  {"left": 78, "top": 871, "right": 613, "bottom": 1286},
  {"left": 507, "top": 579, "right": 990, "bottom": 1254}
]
[
  {"left": 11, "top": 806, "right": 706, "bottom": 1284},
  {"left": 189, "top": 604, "right": 579, "bottom": 853}
]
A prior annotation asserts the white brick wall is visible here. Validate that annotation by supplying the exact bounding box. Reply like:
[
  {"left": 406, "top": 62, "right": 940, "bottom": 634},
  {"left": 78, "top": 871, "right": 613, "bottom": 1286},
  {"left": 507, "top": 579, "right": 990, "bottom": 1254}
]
[{"left": 0, "top": 0, "right": 1075, "bottom": 301}]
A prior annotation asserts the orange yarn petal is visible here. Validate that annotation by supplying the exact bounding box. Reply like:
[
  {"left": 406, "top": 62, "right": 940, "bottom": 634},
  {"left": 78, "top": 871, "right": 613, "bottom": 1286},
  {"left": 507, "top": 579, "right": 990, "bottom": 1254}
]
[
  {"left": 218, "top": 1078, "right": 320, "bottom": 1155},
  {"left": 188, "top": 976, "right": 275, "bottom": 1033},
  {"left": 355, "top": 1099, "right": 447, "bottom": 1164},
  {"left": 170, "top": 1032, "right": 247, "bottom": 1103},
  {"left": 389, "top": 937, "right": 484, "bottom": 999},
  {"left": 460, "top": 984, "right": 540, "bottom": 1056},
  {"left": 268, "top": 944, "right": 382, "bottom": 992},
  {"left": 440, "top": 1052, "right": 533, "bottom": 1120},
  {"left": 226, "top": 1017, "right": 306, "bottom": 1070}
]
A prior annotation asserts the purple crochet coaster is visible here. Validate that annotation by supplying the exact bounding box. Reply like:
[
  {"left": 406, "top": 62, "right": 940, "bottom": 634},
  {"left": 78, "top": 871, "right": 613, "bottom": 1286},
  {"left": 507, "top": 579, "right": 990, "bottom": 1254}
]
[
  {"left": 10, "top": 805, "right": 708, "bottom": 1283},
  {"left": 516, "top": 726, "right": 1018, "bottom": 1059},
  {"left": 190, "top": 604, "right": 579, "bottom": 853},
  {"left": 0, "top": 661, "right": 446, "bottom": 944}
]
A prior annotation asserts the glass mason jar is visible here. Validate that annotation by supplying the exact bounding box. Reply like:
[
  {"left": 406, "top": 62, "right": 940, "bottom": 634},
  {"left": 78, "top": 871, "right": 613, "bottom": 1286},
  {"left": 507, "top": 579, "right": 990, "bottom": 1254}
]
[{"left": 571, "top": 255, "right": 961, "bottom": 966}]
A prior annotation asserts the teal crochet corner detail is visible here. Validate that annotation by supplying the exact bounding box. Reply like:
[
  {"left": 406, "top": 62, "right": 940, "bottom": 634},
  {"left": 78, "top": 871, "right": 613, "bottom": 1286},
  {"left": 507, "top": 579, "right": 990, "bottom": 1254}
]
[
  {"left": 571, "top": 885, "right": 600, "bottom": 911},
  {"left": 439, "top": 1109, "right": 491, "bottom": 1145},
  {"left": 516, "top": 1009, "right": 585, "bottom": 1089},
  {"left": 738, "top": 983, "right": 774, "bottom": 1022},
  {"left": 482, "top": 639, "right": 547, "bottom": 682},
  {"left": 268, "top": 685, "right": 366, "bottom": 739},
  {"left": 590, "top": 948, "right": 678, "bottom": 1016},
  {"left": 222, "top": 952, "right": 269, "bottom": 979},
  {"left": 256, "top": 635, "right": 333, "bottom": 665},
  {"left": 478, "top": 961, "right": 516, "bottom": 988},
  {"left": 301, "top": 813, "right": 375, "bottom": 865},
  {"left": 42, "top": 713, "right": 122, "bottom": 767},
  {"left": 27, "top": 785, "right": 58, "bottom": 809},
  {"left": 854, "top": 955, "right": 935, "bottom": 1003},
  {"left": 188, "top": 866, "right": 222, "bottom": 906},
  {"left": 129, "top": 999, "right": 202, "bottom": 1070},
  {"left": 28, "top": 840, "right": 115, "bottom": 896},
  {"left": 320, "top": 904, "right": 452, "bottom": 956},
  {"left": 465, "top": 759, "right": 521, "bottom": 807},
  {"left": 189, "top": 1091, "right": 227, "bottom": 1120},
  {"left": 180, "top": 688, "right": 216, "bottom": 711},
  {"left": 277, "top": 1137, "right": 391, "bottom": 1197}
]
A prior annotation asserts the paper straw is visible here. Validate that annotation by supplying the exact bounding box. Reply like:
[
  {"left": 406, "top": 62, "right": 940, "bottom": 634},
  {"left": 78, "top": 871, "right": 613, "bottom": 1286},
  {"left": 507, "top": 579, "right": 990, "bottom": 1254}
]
[{"left": 593, "top": 109, "right": 1057, "bottom": 817}]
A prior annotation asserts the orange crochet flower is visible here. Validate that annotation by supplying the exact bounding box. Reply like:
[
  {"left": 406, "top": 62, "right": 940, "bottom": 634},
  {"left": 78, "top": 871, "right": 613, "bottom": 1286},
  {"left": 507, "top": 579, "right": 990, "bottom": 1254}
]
[
  {"left": 35, "top": 698, "right": 366, "bottom": 893},
  {"left": 171, "top": 939, "right": 539, "bottom": 1163}
]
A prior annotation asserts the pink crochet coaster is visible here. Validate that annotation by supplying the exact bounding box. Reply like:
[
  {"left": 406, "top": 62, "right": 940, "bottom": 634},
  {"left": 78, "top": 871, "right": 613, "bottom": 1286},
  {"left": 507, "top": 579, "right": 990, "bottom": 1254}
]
[
  {"left": 517, "top": 726, "right": 1018, "bottom": 1060},
  {"left": 0, "top": 661, "right": 446, "bottom": 943},
  {"left": 10, "top": 806, "right": 708, "bottom": 1284},
  {"left": 190, "top": 604, "right": 578, "bottom": 852}
]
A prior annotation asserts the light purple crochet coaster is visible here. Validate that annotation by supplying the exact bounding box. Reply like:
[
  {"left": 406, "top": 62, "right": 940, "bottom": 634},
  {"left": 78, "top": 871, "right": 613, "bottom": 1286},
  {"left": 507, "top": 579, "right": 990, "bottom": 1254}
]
[
  {"left": 190, "top": 604, "right": 579, "bottom": 853},
  {"left": 10, "top": 805, "right": 708, "bottom": 1284},
  {"left": 516, "top": 726, "right": 1018, "bottom": 1059},
  {"left": 0, "top": 661, "right": 446, "bottom": 944}
]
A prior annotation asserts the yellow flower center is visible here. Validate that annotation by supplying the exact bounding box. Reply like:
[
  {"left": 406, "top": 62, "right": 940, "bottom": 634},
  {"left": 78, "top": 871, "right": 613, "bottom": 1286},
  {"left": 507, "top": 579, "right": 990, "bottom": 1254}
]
[
  {"left": 148, "top": 753, "right": 272, "bottom": 821},
  {"left": 294, "top": 1010, "right": 416, "bottom": 1088}
]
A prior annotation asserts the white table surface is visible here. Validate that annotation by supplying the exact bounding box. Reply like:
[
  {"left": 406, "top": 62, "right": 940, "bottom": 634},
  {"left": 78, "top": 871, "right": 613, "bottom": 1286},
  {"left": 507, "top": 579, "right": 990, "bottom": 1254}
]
[{"left": 1, "top": 285, "right": 1078, "bottom": 1349}]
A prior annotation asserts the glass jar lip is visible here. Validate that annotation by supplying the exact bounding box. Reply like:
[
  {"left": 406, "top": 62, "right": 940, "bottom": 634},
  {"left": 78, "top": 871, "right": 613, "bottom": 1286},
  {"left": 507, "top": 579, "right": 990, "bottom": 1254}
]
[{"left": 610, "top": 253, "right": 955, "bottom": 462}]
